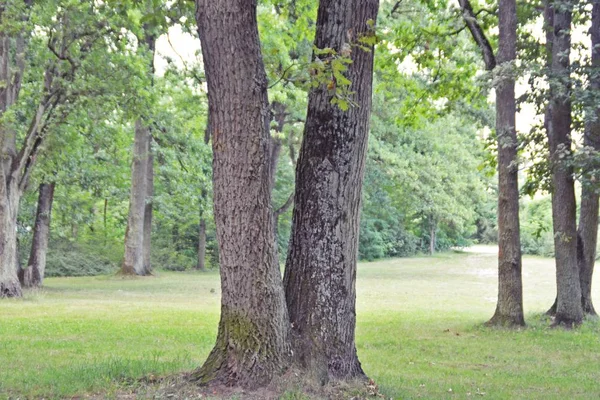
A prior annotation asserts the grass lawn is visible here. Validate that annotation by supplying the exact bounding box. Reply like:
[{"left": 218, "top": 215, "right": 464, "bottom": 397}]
[{"left": 1, "top": 246, "right": 600, "bottom": 399}]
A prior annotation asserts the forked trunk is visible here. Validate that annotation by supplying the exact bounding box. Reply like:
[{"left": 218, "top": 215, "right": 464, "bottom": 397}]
[
  {"left": 20, "top": 182, "right": 55, "bottom": 288},
  {"left": 193, "top": 0, "right": 291, "bottom": 388},
  {"left": 487, "top": 0, "right": 525, "bottom": 327},
  {"left": 546, "top": 0, "right": 583, "bottom": 326},
  {"left": 284, "top": 0, "right": 379, "bottom": 383}
]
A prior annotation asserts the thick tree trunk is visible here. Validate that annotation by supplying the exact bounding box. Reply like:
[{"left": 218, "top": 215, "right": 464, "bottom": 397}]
[
  {"left": 193, "top": 0, "right": 291, "bottom": 388},
  {"left": 487, "top": 0, "right": 525, "bottom": 327},
  {"left": 20, "top": 182, "right": 55, "bottom": 288},
  {"left": 577, "top": 0, "right": 600, "bottom": 316},
  {"left": 546, "top": 0, "right": 583, "bottom": 327},
  {"left": 121, "top": 120, "right": 151, "bottom": 276},
  {"left": 284, "top": 0, "right": 379, "bottom": 383}
]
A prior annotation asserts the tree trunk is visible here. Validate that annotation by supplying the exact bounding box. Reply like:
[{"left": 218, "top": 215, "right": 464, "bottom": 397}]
[
  {"left": 196, "top": 217, "right": 207, "bottom": 271},
  {"left": 0, "top": 184, "right": 22, "bottom": 298},
  {"left": 193, "top": 0, "right": 291, "bottom": 388},
  {"left": 577, "top": 0, "right": 600, "bottom": 316},
  {"left": 429, "top": 218, "right": 436, "bottom": 255},
  {"left": 283, "top": 0, "right": 379, "bottom": 383},
  {"left": 546, "top": 0, "right": 583, "bottom": 327},
  {"left": 142, "top": 141, "right": 153, "bottom": 274},
  {"left": 121, "top": 120, "right": 151, "bottom": 276},
  {"left": 20, "top": 182, "right": 55, "bottom": 288},
  {"left": 486, "top": 0, "right": 525, "bottom": 327},
  {"left": 121, "top": 31, "right": 155, "bottom": 276}
]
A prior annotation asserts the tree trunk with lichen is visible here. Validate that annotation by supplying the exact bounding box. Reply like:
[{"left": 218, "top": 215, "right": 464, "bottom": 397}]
[
  {"left": 486, "top": 0, "right": 525, "bottom": 327},
  {"left": 283, "top": 0, "right": 379, "bottom": 384},
  {"left": 19, "top": 182, "right": 54, "bottom": 288},
  {"left": 192, "top": 0, "right": 291, "bottom": 389}
]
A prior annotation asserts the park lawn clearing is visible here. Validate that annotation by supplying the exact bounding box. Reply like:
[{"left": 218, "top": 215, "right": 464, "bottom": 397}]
[{"left": 1, "top": 247, "right": 600, "bottom": 399}]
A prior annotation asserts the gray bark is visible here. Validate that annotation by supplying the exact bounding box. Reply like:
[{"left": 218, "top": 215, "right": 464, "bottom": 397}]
[
  {"left": 192, "top": 0, "right": 291, "bottom": 388},
  {"left": 121, "top": 32, "right": 155, "bottom": 276},
  {"left": 284, "top": 0, "right": 379, "bottom": 383},
  {"left": 487, "top": 0, "right": 525, "bottom": 327},
  {"left": 19, "top": 182, "right": 55, "bottom": 288},
  {"left": 142, "top": 140, "right": 153, "bottom": 274},
  {"left": 577, "top": 0, "right": 600, "bottom": 316},
  {"left": 546, "top": 0, "right": 583, "bottom": 326},
  {"left": 121, "top": 120, "right": 152, "bottom": 275}
]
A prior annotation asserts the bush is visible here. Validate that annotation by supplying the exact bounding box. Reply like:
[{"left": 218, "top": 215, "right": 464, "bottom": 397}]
[{"left": 44, "top": 240, "right": 120, "bottom": 277}]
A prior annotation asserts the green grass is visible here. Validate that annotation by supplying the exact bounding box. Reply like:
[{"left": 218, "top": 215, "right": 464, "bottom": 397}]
[{"left": 1, "top": 246, "right": 600, "bottom": 399}]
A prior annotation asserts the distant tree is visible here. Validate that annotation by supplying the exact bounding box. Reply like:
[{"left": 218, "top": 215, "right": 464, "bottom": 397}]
[
  {"left": 192, "top": 0, "right": 291, "bottom": 388},
  {"left": 18, "top": 182, "right": 54, "bottom": 287},
  {"left": 284, "top": 0, "right": 379, "bottom": 382}
]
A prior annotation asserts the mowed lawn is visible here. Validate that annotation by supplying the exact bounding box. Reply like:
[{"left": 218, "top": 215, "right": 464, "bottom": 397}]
[{"left": 1, "top": 247, "right": 600, "bottom": 399}]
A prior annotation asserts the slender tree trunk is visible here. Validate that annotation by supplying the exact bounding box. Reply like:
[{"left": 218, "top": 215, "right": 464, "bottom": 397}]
[
  {"left": 487, "top": 0, "right": 525, "bottom": 327},
  {"left": 196, "top": 188, "right": 208, "bottom": 272},
  {"left": 577, "top": 0, "right": 600, "bottom": 316},
  {"left": 197, "top": 216, "right": 206, "bottom": 271},
  {"left": 284, "top": 0, "right": 379, "bottom": 383},
  {"left": 546, "top": 0, "right": 582, "bottom": 327},
  {"left": 19, "top": 182, "right": 55, "bottom": 288},
  {"left": 142, "top": 141, "right": 153, "bottom": 274},
  {"left": 193, "top": 0, "right": 291, "bottom": 388},
  {"left": 121, "top": 120, "right": 151, "bottom": 275},
  {"left": 429, "top": 218, "right": 436, "bottom": 255}
]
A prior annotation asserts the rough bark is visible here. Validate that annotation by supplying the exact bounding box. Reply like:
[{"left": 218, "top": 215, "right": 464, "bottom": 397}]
[
  {"left": 546, "top": 0, "right": 583, "bottom": 327},
  {"left": 486, "top": 0, "right": 525, "bottom": 327},
  {"left": 19, "top": 182, "right": 55, "bottom": 288},
  {"left": 121, "top": 120, "right": 152, "bottom": 276},
  {"left": 193, "top": 0, "right": 291, "bottom": 388},
  {"left": 577, "top": 0, "right": 600, "bottom": 316},
  {"left": 283, "top": 0, "right": 379, "bottom": 383}
]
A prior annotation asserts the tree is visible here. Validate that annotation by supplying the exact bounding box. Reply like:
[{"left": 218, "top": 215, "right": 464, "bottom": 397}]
[
  {"left": 546, "top": 0, "right": 582, "bottom": 326},
  {"left": 192, "top": 0, "right": 290, "bottom": 388},
  {"left": 576, "top": 0, "right": 600, "bottom": 316},
  {"left": 488, "top": 0, "right": 524, "bottom": 327},
  {"left": 18, "top": 182, "right": 55, "bottom": 287},
  {"left": 284, "top": 0, "right": 379, "bottom": 382},
  {"left": 121, "top": 23, "right": 157, "bottom": 276},
  {"left": 0, "top": 1, "right": 121, "bottom": 297}
]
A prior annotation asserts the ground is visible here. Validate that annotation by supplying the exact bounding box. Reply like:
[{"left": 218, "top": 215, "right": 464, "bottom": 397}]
[{"left": 1, "top": 247, "right": 600, "bottom": 399}]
